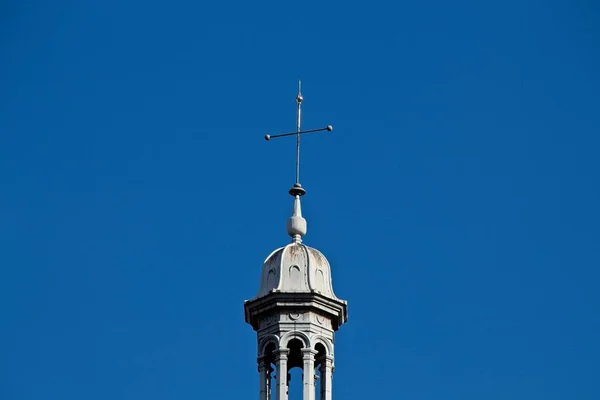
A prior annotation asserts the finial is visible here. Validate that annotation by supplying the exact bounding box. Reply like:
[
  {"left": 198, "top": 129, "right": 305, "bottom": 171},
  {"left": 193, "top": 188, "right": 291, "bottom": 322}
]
[
  {"left": 286, "top": 195, "right": 307, "bottom": 243},
  {"left": 263, "top": 83, "right": 334, "bottom": 240},
  {"left": 297, "top": 80, "right": 303, "bottom": 104},
  {"left": 263, "top": 83, "right": 334, "bottom": 199}
]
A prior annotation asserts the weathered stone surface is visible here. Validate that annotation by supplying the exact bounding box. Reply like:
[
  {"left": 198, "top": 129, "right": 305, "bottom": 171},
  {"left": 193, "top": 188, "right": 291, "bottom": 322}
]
[{"left": 255, "top": 243, "right": 342, "bottom": 300}]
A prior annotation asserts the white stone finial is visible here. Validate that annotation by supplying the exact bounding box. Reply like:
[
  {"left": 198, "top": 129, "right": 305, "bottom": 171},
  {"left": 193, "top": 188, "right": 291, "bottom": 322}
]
[{"left": 286, "top": 195, "right": 307, "bottom": 243}]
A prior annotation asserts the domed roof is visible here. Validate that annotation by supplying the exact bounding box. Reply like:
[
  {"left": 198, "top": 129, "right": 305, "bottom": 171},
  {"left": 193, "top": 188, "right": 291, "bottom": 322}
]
[{"left": 255, "top": 242, "right": 341, "bottom": 300}]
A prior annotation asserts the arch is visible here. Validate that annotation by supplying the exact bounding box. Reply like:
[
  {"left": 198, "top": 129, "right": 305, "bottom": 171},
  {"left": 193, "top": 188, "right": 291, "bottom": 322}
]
[
  {"left": 279, "top": 330, "right": 310, "bottom": 350},
  {"left": 311, "top": 334, "right": 333, "bottom": 356},
  {"left": 258, "top": 334, "right": 280, "bottom": 357}
]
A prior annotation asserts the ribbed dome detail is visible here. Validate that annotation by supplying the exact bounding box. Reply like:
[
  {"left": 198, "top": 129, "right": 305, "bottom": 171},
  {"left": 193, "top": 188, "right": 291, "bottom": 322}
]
[{"left": 255, "top": 242, "right": 340, "bottom": 300}]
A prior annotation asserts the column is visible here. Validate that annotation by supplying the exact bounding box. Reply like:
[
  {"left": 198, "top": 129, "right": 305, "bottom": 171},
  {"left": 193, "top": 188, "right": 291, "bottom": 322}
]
[
  {"left": 267, "top": 365, "right": 273, "bottom": 400},
  {"left": 275, "top": 349, "right": 289, "bottom": 400},
  {"left": 302, "top": 349, "right": 318, "bottom": 400},
  {"left": 319, "top": 356, "right": 334, "bottom": 400},
  {"left": 258, "top": 356, "right": 268, "bottom": 400}
]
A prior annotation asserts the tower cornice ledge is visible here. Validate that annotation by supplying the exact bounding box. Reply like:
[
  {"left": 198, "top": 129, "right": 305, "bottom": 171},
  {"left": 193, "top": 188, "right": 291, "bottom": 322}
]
[{"left": 244, "top": 291, "right": 348, "bottom": 331}]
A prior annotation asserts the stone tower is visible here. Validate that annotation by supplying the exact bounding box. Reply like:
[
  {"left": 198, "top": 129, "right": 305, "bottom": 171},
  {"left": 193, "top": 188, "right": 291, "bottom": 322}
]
[{"left": 244, "top": 87, "right": 348, "bottom": 400}]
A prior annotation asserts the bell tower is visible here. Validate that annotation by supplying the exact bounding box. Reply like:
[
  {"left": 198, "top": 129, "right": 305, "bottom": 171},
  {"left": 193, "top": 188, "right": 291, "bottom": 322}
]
[{"left": 244, "top": 85, "right": 348, "bottom": 400}]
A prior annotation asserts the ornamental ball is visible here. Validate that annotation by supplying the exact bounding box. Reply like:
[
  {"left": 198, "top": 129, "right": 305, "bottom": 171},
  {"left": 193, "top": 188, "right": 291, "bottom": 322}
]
[
  {"left": 265, "top": 134, "right": 271, "bottom": 141},
  {"left": 327, "top": 125, "right": 333, "bottom": 131}
]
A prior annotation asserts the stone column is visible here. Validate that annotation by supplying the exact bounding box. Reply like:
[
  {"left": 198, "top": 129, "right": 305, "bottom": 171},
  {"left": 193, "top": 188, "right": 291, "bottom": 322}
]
[
  {"left": 302, "top": 349, "right": 318, "bottom": 400},
  {"left": 267, "top": 365, "right": 273, "bottom": 400},
  {"left": 319, "top": 356, "right": 334, "bottom": 400},
  {"left": 258, "top": 356, "right": 268, "bottom": 400},
  {"left": 275, "top": 349, "right": 289, "bottom": 400}
]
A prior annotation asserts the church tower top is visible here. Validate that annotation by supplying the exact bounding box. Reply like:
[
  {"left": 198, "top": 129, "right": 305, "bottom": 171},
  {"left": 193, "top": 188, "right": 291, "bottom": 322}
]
[{"left": 245, "top": 84, "right": 346, "bottom": 400}]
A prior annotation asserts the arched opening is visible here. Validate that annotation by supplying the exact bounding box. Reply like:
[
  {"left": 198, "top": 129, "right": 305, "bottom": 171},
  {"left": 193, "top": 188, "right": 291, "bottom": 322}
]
[
  {"left": 264, "top": 342, "right": 276, "bottom": 400},
  {"left": 314, "top": 343, "right": 327, "bottom": 400},
  {"left": 315, "top": 366, "right": 322, "bottom": 400},
  {"left": 287, "top": 338, "right": 304, "bottom": 369},
  {"left": 287, "top": 338, "right": 304, "bottom": 400}
]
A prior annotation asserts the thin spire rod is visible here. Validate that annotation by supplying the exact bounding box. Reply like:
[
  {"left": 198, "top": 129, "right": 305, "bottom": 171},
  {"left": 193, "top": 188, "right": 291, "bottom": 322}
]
[{"left": 296, "top": 80, "right": 302, "bottom": 185}]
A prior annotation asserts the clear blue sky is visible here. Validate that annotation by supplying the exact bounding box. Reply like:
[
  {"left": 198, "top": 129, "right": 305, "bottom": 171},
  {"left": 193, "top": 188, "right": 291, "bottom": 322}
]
[{"left": 1, "top": 1, "right": 599, "bottom": 399}]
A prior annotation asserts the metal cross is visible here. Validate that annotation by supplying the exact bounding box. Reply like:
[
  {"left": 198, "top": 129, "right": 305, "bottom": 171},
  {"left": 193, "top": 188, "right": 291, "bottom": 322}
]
[{"left": 264, "top": 81, "right": 333, "bottom": 196}]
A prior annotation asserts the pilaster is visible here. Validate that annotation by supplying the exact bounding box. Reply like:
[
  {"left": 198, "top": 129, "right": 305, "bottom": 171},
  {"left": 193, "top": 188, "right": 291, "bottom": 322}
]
[
  {"left": 258, "top": 356, "right": 269, "bottom": 400},
  {"left": 302, "top": 349, "right": 318, "bottom": 400},
  {"left": 275, "top": 349, "right": 290, "bottom": 400},
  {"left": 319, "top": 356, "right": 334, "bottom": 400}
]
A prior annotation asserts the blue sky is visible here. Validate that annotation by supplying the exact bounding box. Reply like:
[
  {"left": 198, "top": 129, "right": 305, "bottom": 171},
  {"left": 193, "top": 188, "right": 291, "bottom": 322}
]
[{"left": 1, "top": 1, "right": 599, "bottom": 399}]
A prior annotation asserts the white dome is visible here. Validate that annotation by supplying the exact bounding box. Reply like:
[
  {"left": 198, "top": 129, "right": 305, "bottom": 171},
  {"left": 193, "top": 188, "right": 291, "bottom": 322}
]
[{"left": 255, "top": 242, "right": 340, "bottom": 300}]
